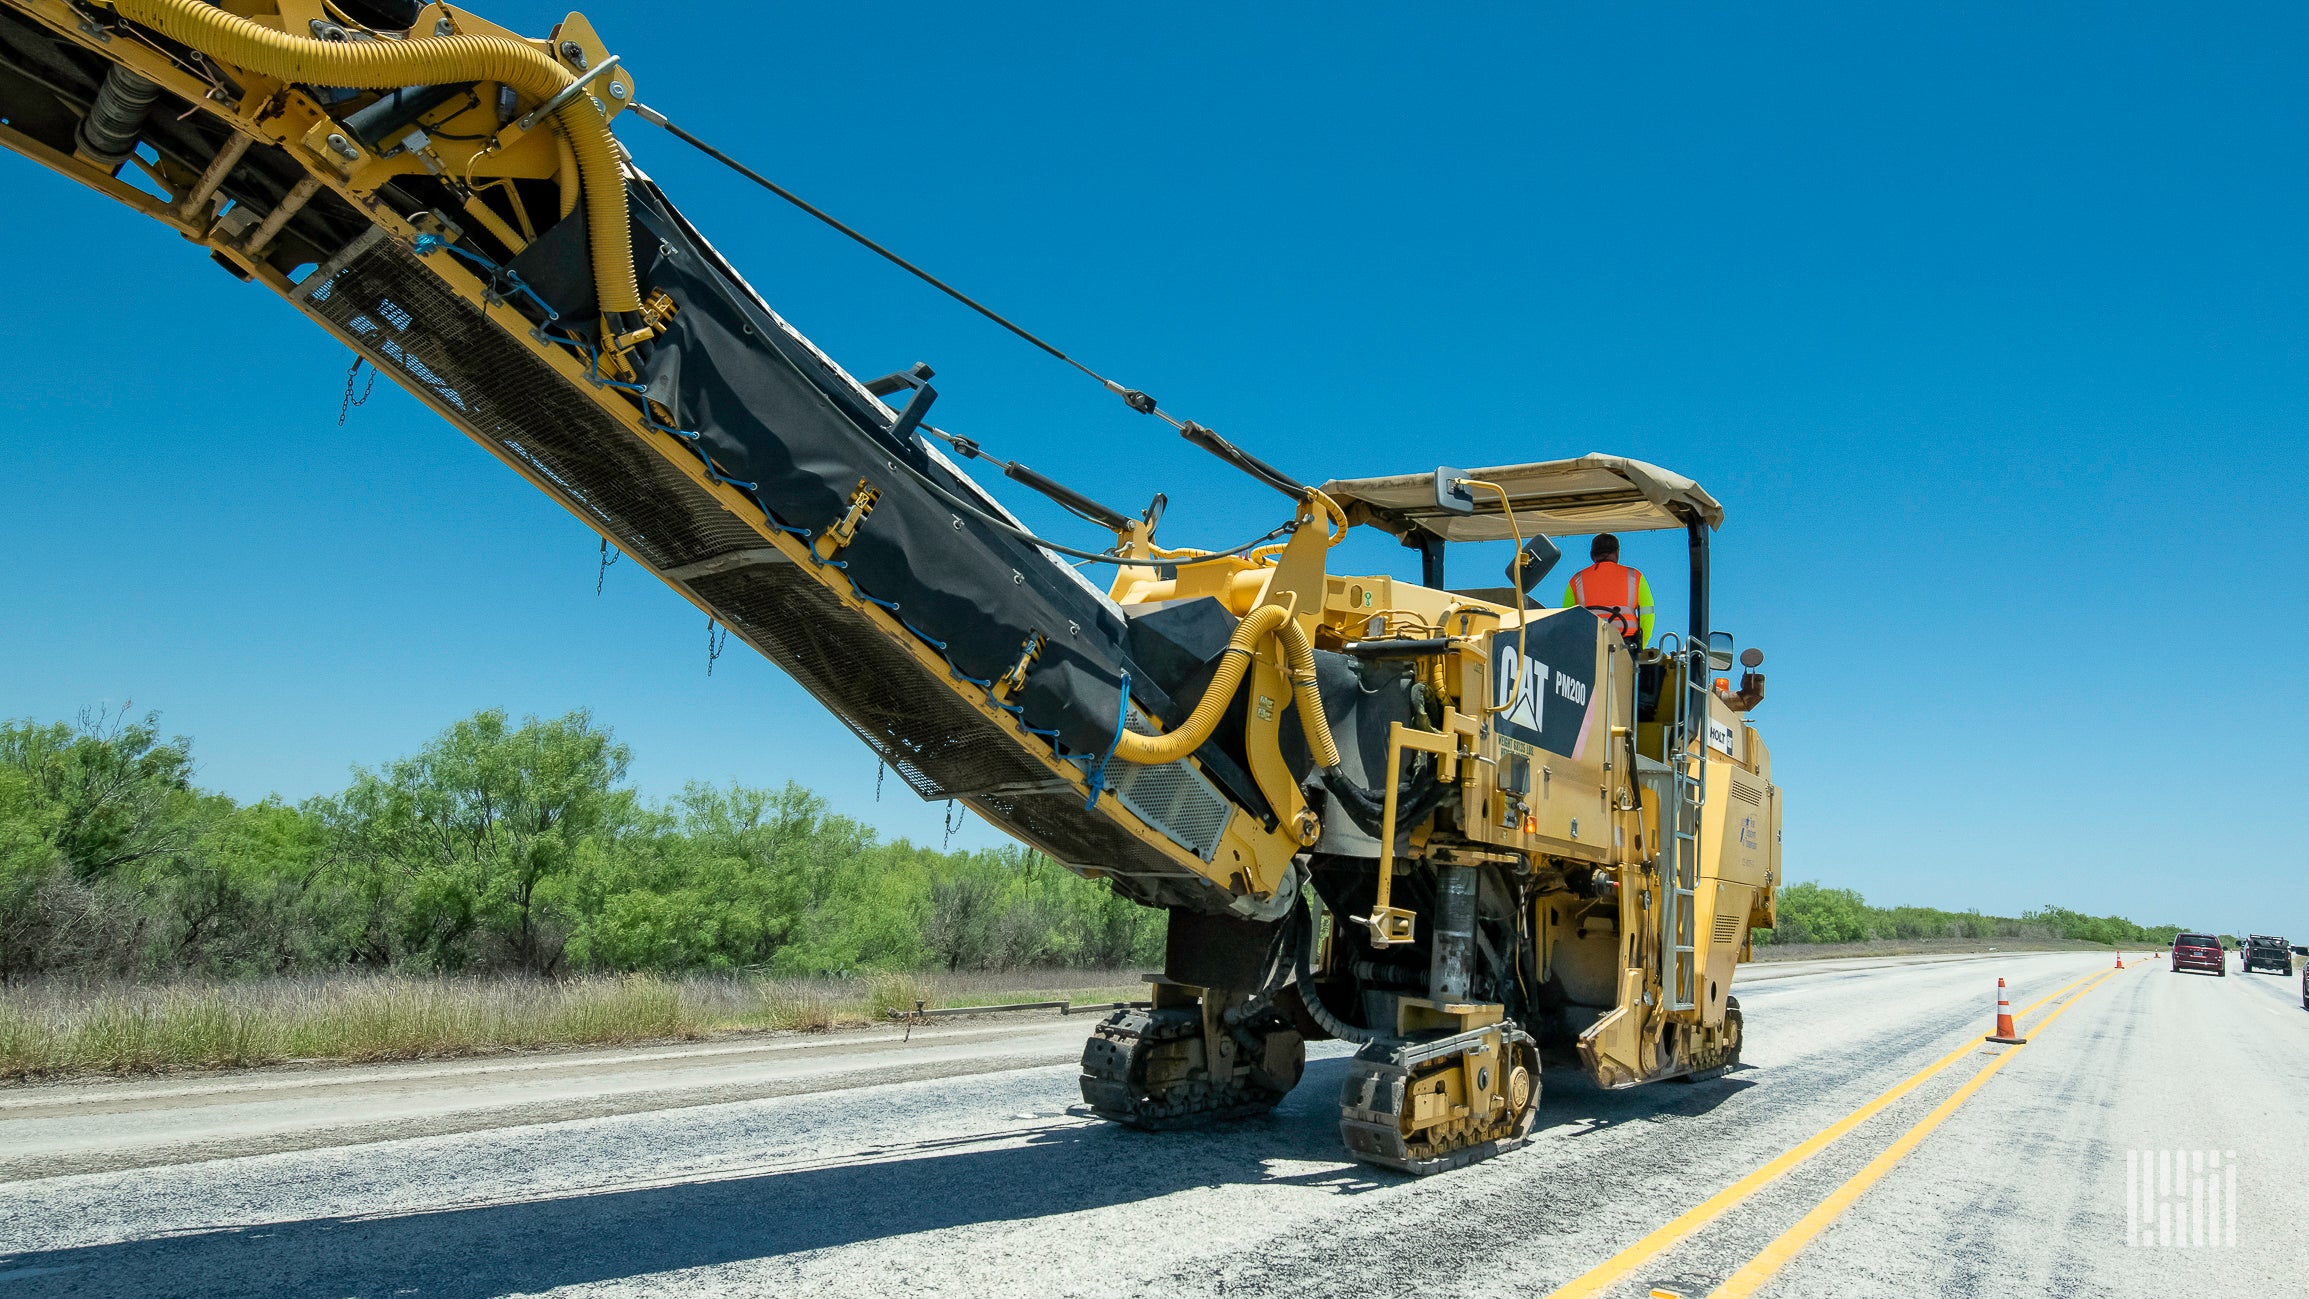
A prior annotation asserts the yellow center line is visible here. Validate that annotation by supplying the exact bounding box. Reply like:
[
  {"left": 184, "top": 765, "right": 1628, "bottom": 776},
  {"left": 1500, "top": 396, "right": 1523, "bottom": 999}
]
[
  {"left": 1704, "top": 968, "right": 2119, "bottom": 1298},
  {"left": 1539, "top": 966, "right": 2109, "bottom": 1299}
]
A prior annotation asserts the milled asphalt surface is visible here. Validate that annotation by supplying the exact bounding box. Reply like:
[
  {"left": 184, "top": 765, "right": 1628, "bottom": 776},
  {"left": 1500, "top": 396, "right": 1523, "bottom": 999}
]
[{"left": 0, "top": 950, "right": 2301, "bottom": 1297}]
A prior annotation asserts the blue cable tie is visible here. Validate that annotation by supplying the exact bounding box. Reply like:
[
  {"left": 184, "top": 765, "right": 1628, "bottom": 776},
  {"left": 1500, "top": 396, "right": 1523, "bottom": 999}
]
[
  {"left": 1084, "top": 669, "right": 1131, "bottom": 809},
  {"left": 901, "top": 621, "right": 947, "bottom": 652},
  {"left": 989, "top": 688, "right": 1059, "bottom": 742},
  {"left": 641, "top": 411, "right": 700, "bottom": 441},
  {"left": 587, "top": 349, "right": 650, "bottom": 393},
  {"left": 499, "top": 271, "right": 559, "bottom": 322},
  {"left": 948, "top": 664, "right": 994, "bottom": 689},
  {"left": 416, "top": 236, "right": 562, "bottom": 323}
]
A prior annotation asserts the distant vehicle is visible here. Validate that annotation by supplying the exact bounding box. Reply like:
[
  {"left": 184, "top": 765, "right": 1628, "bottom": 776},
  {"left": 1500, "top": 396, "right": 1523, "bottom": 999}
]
[
  {"left": 2241, "top": 935, "right": 2292, "bottom": 975},
  {"left": 2171, "top": 933, "right": 2225, "bottom": 976}
]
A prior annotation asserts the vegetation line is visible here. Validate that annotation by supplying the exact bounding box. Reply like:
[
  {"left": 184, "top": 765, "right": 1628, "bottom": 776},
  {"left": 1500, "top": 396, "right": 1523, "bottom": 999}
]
[
  {"left": 0, "top": 969, "right": 1149, "bottom": 1081},
  {"left": 2, "top": 707, "right": 1163, "bottom": 981},
  {"left": 1753, "top": 882, "right": 2183, "bottom": 949},
  {"left": 0, "top": 703, "right": 2182, "bottom": 1082}
]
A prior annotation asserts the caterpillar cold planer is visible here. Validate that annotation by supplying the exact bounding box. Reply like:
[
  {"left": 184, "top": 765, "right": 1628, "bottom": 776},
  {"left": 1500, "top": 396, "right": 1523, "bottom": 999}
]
[{"left": 0, "top": 0, "right": 1780, "bottom": 1173}]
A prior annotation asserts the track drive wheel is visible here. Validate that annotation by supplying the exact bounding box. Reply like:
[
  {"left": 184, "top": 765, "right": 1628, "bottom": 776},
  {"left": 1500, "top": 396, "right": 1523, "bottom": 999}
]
[
  {"left": 1337, "top": 1023, "right": 1539, "bottom": 1175},
  {"left": 1079, "top": 1006, "right": 1301, "bottom": 1130}
]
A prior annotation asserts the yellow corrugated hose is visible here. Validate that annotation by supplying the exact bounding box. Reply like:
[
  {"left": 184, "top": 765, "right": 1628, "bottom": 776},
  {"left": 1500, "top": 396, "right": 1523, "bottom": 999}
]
[
  {"left": 112, "top": 0, "right": 641, "bottom": 314},
  {"left": 1110, "top": 604, "right": 1342, "bottom": 770}
]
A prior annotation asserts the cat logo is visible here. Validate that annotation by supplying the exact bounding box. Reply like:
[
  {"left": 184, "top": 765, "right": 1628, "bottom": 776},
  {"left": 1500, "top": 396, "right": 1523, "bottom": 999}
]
[
  {"left": 1492, "top": 642, "right": 1550, "bottom": 738},
  {"left": 1487, "top": 620, "right": 1598, "bottom": 758}
]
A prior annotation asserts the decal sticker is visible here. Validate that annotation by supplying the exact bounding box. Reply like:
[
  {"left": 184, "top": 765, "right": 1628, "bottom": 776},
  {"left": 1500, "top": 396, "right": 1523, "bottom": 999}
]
[
  {"left": 1490, "top": 615, "right": 1599, "bottom": 758},
  {"left": 1706, "top": 716, "right": 1736, "bottom": 756}
]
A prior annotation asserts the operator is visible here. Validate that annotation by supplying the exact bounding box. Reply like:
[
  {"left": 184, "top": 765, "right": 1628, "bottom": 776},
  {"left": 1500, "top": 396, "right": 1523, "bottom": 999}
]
[{"left": 1562, "top": 533, "right": 1655, "bottom": 646}]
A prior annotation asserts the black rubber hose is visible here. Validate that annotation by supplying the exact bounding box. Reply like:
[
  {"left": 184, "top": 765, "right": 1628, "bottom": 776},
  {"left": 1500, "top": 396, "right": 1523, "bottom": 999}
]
[
  {"left": 1317, "top": 764, "right": 1449, "bottom": 843},
  {"left": 1291, "top": 899, "right": 1384, "bottom": 1045}
]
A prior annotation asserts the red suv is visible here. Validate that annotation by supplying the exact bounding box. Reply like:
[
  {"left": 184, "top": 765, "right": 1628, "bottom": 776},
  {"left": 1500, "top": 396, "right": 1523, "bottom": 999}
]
[{"left": 2172, "top": 933, "right": 2225, "bottom": 976}]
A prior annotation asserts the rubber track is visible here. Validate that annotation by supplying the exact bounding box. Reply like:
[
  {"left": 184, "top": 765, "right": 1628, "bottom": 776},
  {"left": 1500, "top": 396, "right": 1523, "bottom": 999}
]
[
  {"left": 1079, "top": 1007, "right": 1286, "bottom": 1130},
  {"left": 1668, "top": 997, "right": 1745, "bottom": 1084},
  {"left": 1339, "top": 1023, "right": 1539, "bottom": 1176}
]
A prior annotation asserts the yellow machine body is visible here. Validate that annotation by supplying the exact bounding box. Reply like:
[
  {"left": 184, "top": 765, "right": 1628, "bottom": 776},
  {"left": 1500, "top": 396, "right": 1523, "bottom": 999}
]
[{"left": 0, "top": 0, "right": 1781, "bottom": 1173}]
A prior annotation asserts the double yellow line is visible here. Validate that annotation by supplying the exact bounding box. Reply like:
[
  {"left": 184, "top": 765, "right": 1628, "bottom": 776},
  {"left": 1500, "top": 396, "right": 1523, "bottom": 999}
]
[{"left": 1544, "top": 966, "right": 2120, "bottom": 1299}]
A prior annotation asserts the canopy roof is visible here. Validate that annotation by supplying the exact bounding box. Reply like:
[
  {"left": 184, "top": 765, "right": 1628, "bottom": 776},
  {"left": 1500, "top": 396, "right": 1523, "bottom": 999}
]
[{"left": 1319, "top": 454, "right": 1724, "bottom": 543}]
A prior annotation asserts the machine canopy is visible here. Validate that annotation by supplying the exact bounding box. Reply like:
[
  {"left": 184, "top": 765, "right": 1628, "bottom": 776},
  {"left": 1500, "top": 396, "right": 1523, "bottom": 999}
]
[{"left": 1319, "top": 454, "right": 1724, "bottom": 543}]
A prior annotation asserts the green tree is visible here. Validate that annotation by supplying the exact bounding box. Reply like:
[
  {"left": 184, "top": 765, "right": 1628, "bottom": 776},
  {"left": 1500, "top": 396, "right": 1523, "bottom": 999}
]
[
  {"left": 1769, "top": 882, "right": 1874, "bottom": 944},
  {"left": 0, "top": 709, "right": 213, "bottom": 978},
  {"left": 328, "top": 709, "right": 631, "bottom": 973},
  {"left": 0, "top": 709, "right": 199, "bottom": 883}
]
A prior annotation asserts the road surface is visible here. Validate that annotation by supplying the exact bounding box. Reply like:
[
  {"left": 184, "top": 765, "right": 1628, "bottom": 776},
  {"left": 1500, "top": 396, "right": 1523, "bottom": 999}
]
[{"left": 1, "top": 950, "right": 2302, "bottom": 1297}]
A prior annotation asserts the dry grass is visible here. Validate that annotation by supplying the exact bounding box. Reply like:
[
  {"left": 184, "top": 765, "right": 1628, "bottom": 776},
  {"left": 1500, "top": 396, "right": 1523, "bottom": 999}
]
[
  {"left": 0, "top": 968, "right": 1155, "bottom": 1082},
  {"left": 0, "top": 975, "right": 698, "bottom": 1079}
]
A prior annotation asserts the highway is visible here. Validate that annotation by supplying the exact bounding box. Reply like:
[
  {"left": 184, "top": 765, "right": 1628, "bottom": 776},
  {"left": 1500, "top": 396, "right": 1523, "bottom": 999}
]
[{"left": 1, "top": 951, "right": 2302, "bottom": 1297}]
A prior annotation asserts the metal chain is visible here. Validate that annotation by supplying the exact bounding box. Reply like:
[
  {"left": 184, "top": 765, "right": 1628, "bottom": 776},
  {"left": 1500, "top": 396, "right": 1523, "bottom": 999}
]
[
  {"left": 337, "top": 355, "right": 377, "bottom": 425},
  {"left": 706, "top": 617, "right": 728, "bottom": 675},
  {"left": 595, "top": 537, "right": 620, "bottom": 595},
  {"left": 943, "top": 799, "right": 963, "bottom": 849}
]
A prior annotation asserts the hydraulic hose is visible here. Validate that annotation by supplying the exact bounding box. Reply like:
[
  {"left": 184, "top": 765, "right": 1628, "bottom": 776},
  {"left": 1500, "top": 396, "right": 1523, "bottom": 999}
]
[
  {"left": 1272, "top": 611, "right": 1342, "bottom": 769},
  {"left": 1291, "top": 899, "right": 1382, "bottom": 1045},
  {"left": 552, "top": 128, "right": 580, "bottom": 221},
  {"left": 109, "top": 0, "right": 640, "bottom": 314},
  {"left": 1105, "top": 602, "right": 1349, "bottom": 771},
  {"left": 1110, "top": 604, "right": 1289, "bottom": 766}
]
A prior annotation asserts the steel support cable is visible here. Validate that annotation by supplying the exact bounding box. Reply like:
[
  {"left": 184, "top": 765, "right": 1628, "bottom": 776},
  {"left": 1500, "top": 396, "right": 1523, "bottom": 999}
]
[
  {"left": 412, "top": 228, "right": 1292, "bottom": 570},
  {"left": 627, "top": 105, "right": 1158, "bottom": 409},
  {"left": 625, "top": 100, "right": 1318, "bottom": 509},
  {"left": 906, "top": 467, "right": 1296, "bottom": 567}
]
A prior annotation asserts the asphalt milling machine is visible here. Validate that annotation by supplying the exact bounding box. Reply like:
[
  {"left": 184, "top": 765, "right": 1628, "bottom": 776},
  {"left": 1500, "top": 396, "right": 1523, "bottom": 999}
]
[{"left": 0, "top": 0, "right": 1782, "bottom": 1174}]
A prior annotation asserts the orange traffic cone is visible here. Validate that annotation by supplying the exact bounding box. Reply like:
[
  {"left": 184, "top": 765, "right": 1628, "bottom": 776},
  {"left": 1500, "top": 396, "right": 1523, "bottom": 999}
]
[
  {"left": 2116, "top": 954, "right": 2125, "bottom": 969},
  {"left": 1987, "top": 977, "right": 2027, "bottom": 1044}
]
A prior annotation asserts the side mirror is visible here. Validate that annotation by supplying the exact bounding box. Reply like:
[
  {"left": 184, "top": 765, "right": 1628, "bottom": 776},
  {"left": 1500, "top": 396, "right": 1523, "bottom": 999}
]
[
  {"left": 1740, "top": 647, "right": 1764, "bottom": 669},
  {"left": 2293, "top": 946, "right": 2307, "bottom": 956},
  {"left": 1507, "top": 535, "right": 1561, "bottom": 596},
  {"left": 1433, "top": 466, "right": 1476, "bottom": 515},
  {"left": 1707, "top": 630, "right": 1735, "bottom": 673}
]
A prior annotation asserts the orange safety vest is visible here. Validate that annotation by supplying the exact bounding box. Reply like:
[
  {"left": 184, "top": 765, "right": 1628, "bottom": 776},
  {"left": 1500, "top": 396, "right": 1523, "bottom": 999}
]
[{"left": 1570, "top": 561, "right": 1644, "bottom": 640}]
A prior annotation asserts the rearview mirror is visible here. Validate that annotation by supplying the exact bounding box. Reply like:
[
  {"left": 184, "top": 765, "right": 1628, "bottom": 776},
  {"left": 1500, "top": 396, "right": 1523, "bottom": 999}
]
[
  {"left": 1707, "top": 630, "right": 1735, "bottom": 673},
  {"left": 1433, "top": 466, "right": 1476, "bottom": 515},
  {"left": 1508, "top": 535, "right": 1561, "bottom": 596}
]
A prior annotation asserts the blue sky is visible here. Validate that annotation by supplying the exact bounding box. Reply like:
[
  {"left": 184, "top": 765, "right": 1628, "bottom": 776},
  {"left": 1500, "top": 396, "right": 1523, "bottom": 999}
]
[{"left": 2, "top": 2, "right": 2302, "bottom": 935}]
